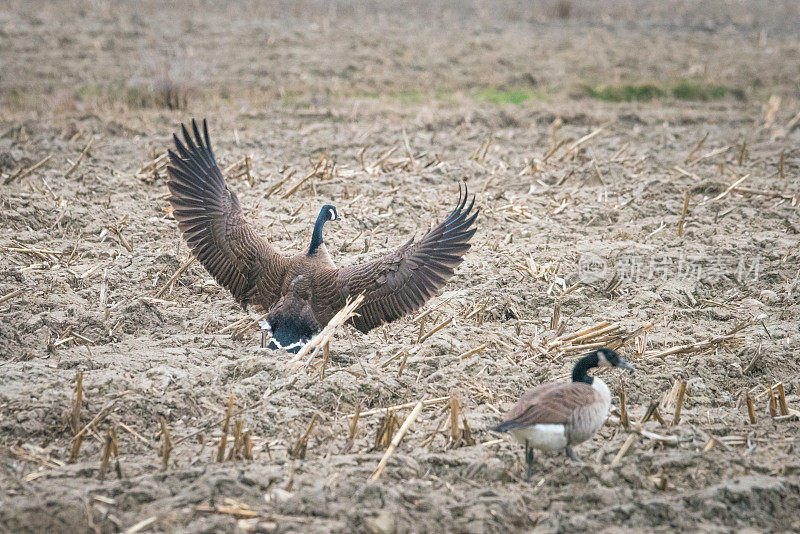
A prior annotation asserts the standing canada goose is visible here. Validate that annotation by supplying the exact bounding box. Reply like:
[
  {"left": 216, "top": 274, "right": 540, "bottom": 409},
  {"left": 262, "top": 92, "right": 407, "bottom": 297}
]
[
  {"left": 166, "top": 119, "right": 478, "bottom": 353},
  {"left": 492, "top": 348, "right": 633, "bottom": 480}
]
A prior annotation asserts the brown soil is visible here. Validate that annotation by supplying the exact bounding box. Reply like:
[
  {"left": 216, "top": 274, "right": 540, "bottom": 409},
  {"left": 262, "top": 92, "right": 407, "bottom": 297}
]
[{"left": 2, "top": 1, "right": 799, "bottom": 532}]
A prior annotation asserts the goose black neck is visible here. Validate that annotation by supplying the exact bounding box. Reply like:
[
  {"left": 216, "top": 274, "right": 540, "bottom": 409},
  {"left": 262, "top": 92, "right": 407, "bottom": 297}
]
[
  {"left": 572, "top": 352, "right": 599, "bottom": 385},
  {"left": 308, "top": 211, "right": 328, "bottom": 255}
]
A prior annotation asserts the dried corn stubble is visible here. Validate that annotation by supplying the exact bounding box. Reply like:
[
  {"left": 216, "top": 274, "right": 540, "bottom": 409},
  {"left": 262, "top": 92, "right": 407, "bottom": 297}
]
[
  {"left": 289, "top": 414, "right": 320, "bottom": 460},
  {"left": 216, "top": 396, "right": 235, "bottom": 462},
  {"left": 373, "top": 410, "right": 400, "bottom": 451},
  {"left": 70, "top": 371, "right": 84, "bottom": 434},
  {"left": 447, "top": 396, "right": 475, "bottom": 449},
  {"left": 158, "top": 417, "right": 174, "bottom": 471}
]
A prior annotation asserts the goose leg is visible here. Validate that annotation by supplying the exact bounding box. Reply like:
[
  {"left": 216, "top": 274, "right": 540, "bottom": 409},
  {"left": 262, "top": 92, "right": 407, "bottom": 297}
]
[
  {"left": 525, "top": 441, "right": 535, "bottom": 482},
  {"left": 565, "top": 447, "right": 583, "bottom": 465}
]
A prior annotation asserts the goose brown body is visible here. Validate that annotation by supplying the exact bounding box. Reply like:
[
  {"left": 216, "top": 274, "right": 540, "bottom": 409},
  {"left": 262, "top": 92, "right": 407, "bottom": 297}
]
[
  {"left": 166, "top": 119, "right": 478, "bottom": 350},
  {"left": 499, "top": 381, "right": 610, "bottom": 448},
  {"left": 493, "top": 348, "right": 633, "bottom": 480}
]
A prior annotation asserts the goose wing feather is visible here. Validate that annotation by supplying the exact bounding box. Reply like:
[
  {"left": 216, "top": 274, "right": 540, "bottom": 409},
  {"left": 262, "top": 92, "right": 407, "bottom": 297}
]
[
  {"left": 330, "top": 186, "right": 478, "bottom": 332},
  {"left": 166, "top": 119, "right": 287, "bottom": 309},
  {"left": 494, "top": 383, "right": 602, "bottom": 430}
]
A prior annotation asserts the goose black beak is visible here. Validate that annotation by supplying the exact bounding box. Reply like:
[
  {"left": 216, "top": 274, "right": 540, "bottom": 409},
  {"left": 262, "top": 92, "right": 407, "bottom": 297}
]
[{"left": 619, "top": 360, "right": 635, "bottom": 371}]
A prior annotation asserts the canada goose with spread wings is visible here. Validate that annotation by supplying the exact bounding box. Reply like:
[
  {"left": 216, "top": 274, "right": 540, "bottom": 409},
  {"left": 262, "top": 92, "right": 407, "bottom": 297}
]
[{"left": 166, "top": 119, "right": 478, "bottom": 352}]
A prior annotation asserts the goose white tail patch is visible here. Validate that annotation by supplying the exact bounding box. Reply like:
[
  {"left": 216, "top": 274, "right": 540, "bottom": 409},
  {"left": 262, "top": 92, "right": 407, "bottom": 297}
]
[
  {"left": 511, "top": 424, "right": 568, "bottom": 451},
  {"left": 259, "top": 320, "right": 308, "bottom": 351},
  {"left": 267, "top": 338, "right": 308, "bottom": 351}
]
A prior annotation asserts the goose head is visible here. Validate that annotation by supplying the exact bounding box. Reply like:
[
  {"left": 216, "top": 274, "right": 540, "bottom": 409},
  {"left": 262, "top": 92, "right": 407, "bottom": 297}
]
[
  {"left": 308, "top": 204, "right": 339, "bottom": 255},
  {"left": 595, "top": 347, "right": 635, "bottom": 371},
  {"left": 572, "top": 348, "right": 634, "bottom": 384},
  {"left": 321, "top": 204, "right": 339, "bottom": 222}
]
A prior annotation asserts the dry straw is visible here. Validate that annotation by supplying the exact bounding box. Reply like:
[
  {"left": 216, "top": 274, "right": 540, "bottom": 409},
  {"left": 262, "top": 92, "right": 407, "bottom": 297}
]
[
  {"left": 290, "top": 294, "right": 364, "bottom": 365},
  {"left": 370, "top": 399, "right": 425, "bottom": 481}
]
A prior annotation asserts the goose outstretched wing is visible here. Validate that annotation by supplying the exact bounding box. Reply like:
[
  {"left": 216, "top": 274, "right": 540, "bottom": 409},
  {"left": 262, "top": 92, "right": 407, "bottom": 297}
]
[
  {"left": 330, "top": 186, "right": 478, "bottom": 332},
  {"left": 166, "top": 119, "right": 288, "bottom": 309}
]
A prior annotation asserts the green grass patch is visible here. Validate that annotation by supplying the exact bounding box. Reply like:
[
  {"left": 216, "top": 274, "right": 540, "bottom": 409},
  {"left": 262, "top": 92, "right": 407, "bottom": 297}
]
[
  {"left": 434, "top": 88, "right": 457, "bottom": 105},
  {"left": 585, "top": 81, "right": 744, "bottom": 102},
  {"left": 7, "top": 88, "right": 23, "bottom": 103},
  {"left": 347, "top": 86, "right": 548, "bottom": 106},
  {"left": 585, "top": 84, "right": 664, "bottom": 102},
  {"left": 72, "top": 82, "right": 194, "bottom": 110},
  {"left": 388, "top": 90, "right": 423, "bottom": 104},
  {"left": 353, "top": 91, "right": 380, "bottom": 100},
  {"left": 670, "top": 81, "right": 744, "bottom": 101},
  {"left": 472, "top": 87, "right": 545, "bottom": 105},
  {"left": 350, "top": 89, "right": 453, "bottom": 105}
]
